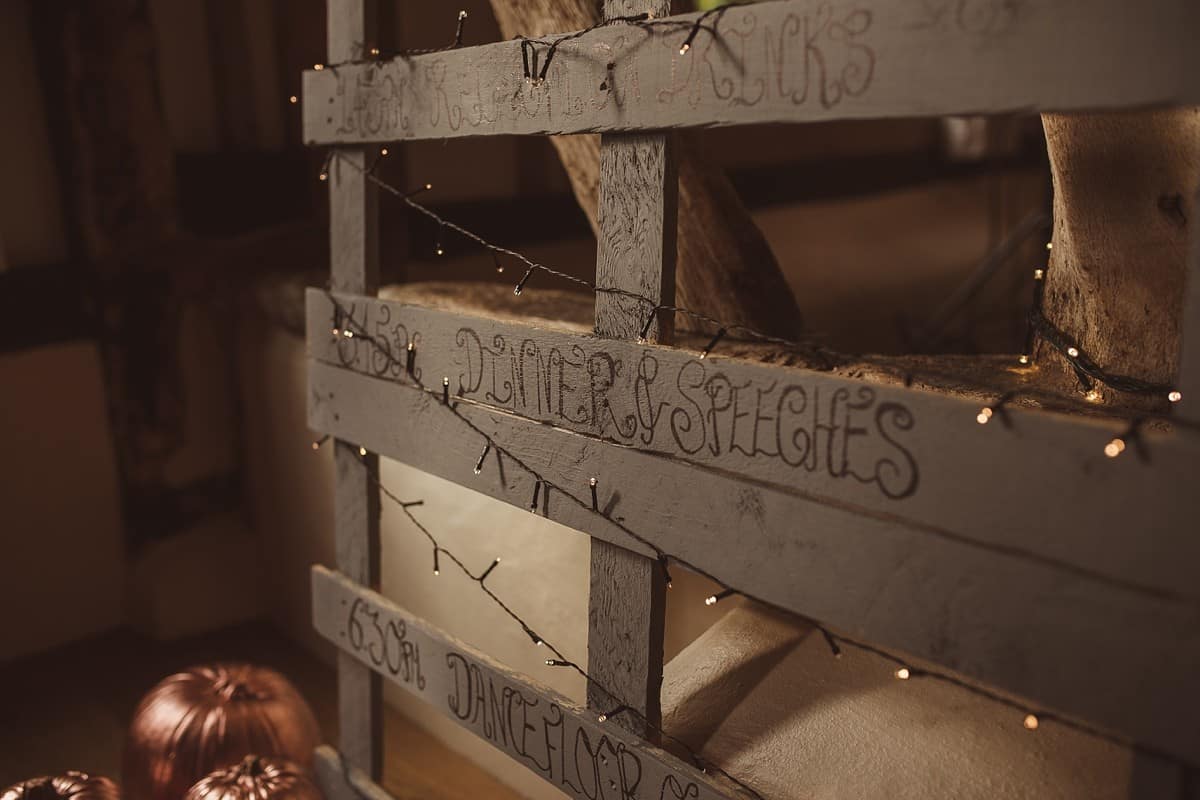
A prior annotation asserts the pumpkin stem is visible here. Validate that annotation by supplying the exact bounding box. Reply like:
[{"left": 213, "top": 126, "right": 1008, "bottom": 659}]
[{"left": 236, "top": 756, "right": 265, "bottom": 777}]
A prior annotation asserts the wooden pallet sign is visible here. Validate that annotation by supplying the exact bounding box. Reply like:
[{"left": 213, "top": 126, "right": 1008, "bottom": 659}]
[
  {"left": 303, "top": 0, "right": 1200, "bottom": 144},
  {"left": 305, "top": 289, "right": 1200, "bottom": 765},
  {"left": 311, "top": 566, "right": 754, "bottom": 800}
]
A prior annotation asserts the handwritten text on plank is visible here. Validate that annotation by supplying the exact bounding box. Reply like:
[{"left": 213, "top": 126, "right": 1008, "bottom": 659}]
[{"left": 327, "top": 299, "right": 919, "bottom": 500}]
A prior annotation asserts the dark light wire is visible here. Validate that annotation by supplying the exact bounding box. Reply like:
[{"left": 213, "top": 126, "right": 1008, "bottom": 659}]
[
  {"left": 329, "top": 150, "right": 837, "bottom": 368},
  {"left": 330, "top": 149, "right": 1198, "bottom": 440},
  {"left": 325, "top": 295, "right": 767, "bottom": 799},
  {"left": 321, "top": 292, "right": 1200, "bottom": 779}
]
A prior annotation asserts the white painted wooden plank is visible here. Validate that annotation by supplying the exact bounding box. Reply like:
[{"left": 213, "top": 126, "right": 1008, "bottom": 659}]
[
  {"left": 306, "top": 290, "right": 1200, "bottom": 603},
  {"left": 326, "top": 0, "right": 383, "bottom": 779},
  {"left": 301, "top": 0, "right": 1200, "bottom": 144},
  {"left": 304, "top": 353, "right": 1200, "bottom": 765},
  {"left": 311, "top": 566, "right": 755, "bottom": 800}
]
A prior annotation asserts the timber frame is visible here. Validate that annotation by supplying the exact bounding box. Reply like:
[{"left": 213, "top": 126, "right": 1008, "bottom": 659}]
[{"left": 306, "top": 1, "right": 1200, "bottom": 798}]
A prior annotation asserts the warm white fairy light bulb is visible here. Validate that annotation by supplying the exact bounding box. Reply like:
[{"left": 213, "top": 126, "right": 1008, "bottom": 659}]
[
  {"left": 976, "top": 407, "right": 993, "bottom": 425},
  {"left": 1018, "top": 355, "right": 1029, "bottom": 365},
  {"left": 314, "top": 63, "right": 324, "bottom": 70},
  {"left": 1033, "top": 268, "right": 1045, "bottom": 280},
  {"left": 1067, "top": 346, "right": 1080, "bottom": 358},
  {"left": 289, "top": 95, "right": 298, "bottom": 104},
  {"left": 359, "top": 446, "right": 367, "bottom": 456},
  {"left": 1023, "top": 714, "right": 1039, "bottom": 730},
  {"left": 704, "top": 595, "right": 717, "bottom": 606},
  {"left": 1168, "top": 390, "right": 1183, "bottom": 403},
  {"left": 895, "top": 667, "right": 911, "bottom": 680},
  {"left": 1104, "top": 438, "right": 1125, "bottom": 458}
]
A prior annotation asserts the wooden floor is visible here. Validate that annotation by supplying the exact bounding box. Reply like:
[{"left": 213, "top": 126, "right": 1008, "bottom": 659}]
[{"left": 0, "top": 622, "right": 524, "bottom": 800}]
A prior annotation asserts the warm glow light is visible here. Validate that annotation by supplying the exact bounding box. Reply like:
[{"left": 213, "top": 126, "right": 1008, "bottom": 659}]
[
  {"left": 1018, "top": 355, "right": 1029, "bottom": 365},
  {"left": 359, "top": 446, "right": 367, "bottom": 456},
  {"left": 679, "top": 43, "right": 690, "bottom": 55},
  {"left": 1104, "top": 438, "right": 1125, "bottom": 458},
  {"left": 1045, "top": 242, "right": 1053, "bottom": 251},
  {"left": 1023, "top": 714, "right": 1039, "bottom": 730},
  {"left": 311, "top": 441, "right": 321, "bottom": 451},
  {"left": 314, "top": 63, "right": 324, "bottom": 70},
  {"left": 1033, "top": 269, "right": 1045, "bottom": 280},
  {"left": 369, "top": 47, "right": 380, "bottom": 56},
  {"left": 343, "top": 329, "right": 354, "bottom": 338},
  {"left": 895, "top": 667, "right": 911, "bottom": 680},
  {"left": 598, "top": 714, "right": 608, "bottom": 722},
  {"left": 380, "top": 147, "right": 389, "bottom": 156},
  {"left": 705, "top": 595, "right": 718, "bottom": 606},
  {"left": 1084, "top": 389, "right": 1101, "bottom": 403},
  {"left": 1067, "top": 347, "right": 1079, "bottom": 358},
  {"left": 319, "top": 172, "right": 328, "bottom": 182},
  {"left": 289, "top": 95, "right": 298, "bottom": 104},
  {"left": 1168, "top": 390, "right": 1183, "bottom": 403},
  {"left": 976, "top": 407, "right": 993, "bottom": 425}
]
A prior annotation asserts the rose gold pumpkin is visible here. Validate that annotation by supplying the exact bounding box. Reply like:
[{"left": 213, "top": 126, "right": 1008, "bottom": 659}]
[
  {"left": 182, "top": 757, "right": 321, "bottom": 800},
  {"left": 123, "top": 664, "right": 320, "bottom": 800},
  {"left": 1, "top": 773, "right": 121, "bottom": 800}
]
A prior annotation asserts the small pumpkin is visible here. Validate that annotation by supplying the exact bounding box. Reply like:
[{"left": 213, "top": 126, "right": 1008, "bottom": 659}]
[
  {"left": 1, "top": 773, "right": 121, "bottom": 800},
  {"left": 183, "top": 756, "right": 321, "bottom": 800},
  {"left": 123, "top": 664, "right": 320, "bottom": 800}
]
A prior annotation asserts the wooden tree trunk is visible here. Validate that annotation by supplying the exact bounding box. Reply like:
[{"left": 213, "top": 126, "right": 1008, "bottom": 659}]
[
  {"left": 486, "top": 0, "right": 804, "bottom": 339},
  {"left": 1038, "top": 109, "right": 1200, "bottom": 406}
]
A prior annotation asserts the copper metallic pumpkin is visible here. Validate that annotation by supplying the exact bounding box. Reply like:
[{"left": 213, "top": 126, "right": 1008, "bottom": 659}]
[
  {"left": 182, "top": 757, "right": 321, "bottom": 800},
  {"left": 123, "top": 664, "right": 320, "bottom": 800},
  {"left": 1, "top": 774, "right": 122, "bottom": 800}
]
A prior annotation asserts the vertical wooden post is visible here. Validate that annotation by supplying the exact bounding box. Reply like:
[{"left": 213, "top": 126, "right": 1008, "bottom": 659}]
[
  {"left": 328, "top": 0, "right": 382, "bottom": 780},
  {"left": 588, "top": 0, "right": 675, "bottom": 740}
]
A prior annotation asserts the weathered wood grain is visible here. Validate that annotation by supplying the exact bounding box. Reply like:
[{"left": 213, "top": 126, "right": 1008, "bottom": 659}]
[
  {"left": 596, "top": 132, "right": 677, "bottom": 342},
  {"left": 306, "top": 290, "right": 1200, "bottom": 602},
  {"left": 325, "top": 0, "right": 383, "bottom": 781},
  {"left": 311, "top": 566, "right": 754, "bottom": 800},
  {"left": 590, "top": 41, "right": 675, "bottom": 738},
  {"left": 304, "top": 345, "right": 1200, "bottom": 764},
  {"left": 302, "top": 0, "right": 1199, "bottom": 144}
]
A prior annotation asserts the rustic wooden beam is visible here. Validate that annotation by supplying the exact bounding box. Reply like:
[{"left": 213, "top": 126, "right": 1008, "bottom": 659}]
[
  {"left": 1036, "top": 112, "right": 1200, "bottom": 408},
  {"left": 302, "top": 0, "right": 1199, "bottom": 145},
  {"left": 586, "top": 0, "right": 675, "bottom": 741},
  {"left": 304, "top": 294, "right": 1200, "bottom": 763},
  {"left": 311, "top": 566, "right": 760, "bottom": 800},
  {"left": 325, "top": 0, "right": 383, "bottom": 782}
]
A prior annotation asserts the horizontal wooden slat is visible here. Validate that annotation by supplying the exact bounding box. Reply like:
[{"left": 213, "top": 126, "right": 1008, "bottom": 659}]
[
  {"left": 307, "top": 289, "right": 1200, "bottom": 603},
  {"left": 302, "top": 0, "right": 1199, "bottom": 144},
  {"left": 311, "top": 566, "right": 752, "bottom": 800},
  {"left": 306, "top": 290, "right": 1200, "bottom": 764}
]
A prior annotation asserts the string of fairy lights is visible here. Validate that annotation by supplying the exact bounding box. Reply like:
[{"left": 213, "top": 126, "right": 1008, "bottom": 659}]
[
  {"left": 302, "top": 5, "right": 1199, "bottom": 793},
  {"left": 316, "top": 288, "right": 1198, "bottom": 782},
  {"left": 327, "top": 145, "right": 1192, "bottom": 462}
]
